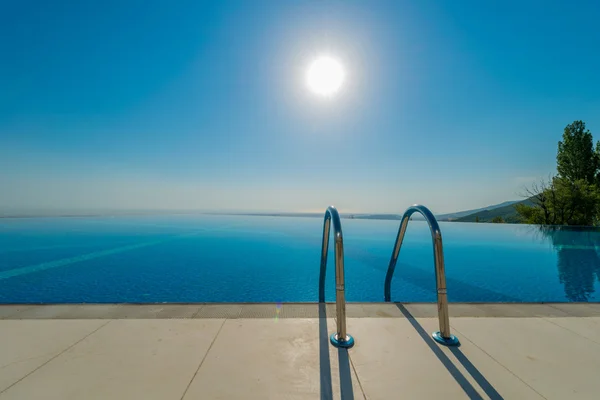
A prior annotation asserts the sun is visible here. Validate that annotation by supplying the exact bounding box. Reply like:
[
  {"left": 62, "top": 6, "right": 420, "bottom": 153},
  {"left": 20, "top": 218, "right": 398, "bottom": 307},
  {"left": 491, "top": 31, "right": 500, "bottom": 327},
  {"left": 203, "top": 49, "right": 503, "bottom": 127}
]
[{"left": 306, "top": 56, "right": 345, "bottom": 96}]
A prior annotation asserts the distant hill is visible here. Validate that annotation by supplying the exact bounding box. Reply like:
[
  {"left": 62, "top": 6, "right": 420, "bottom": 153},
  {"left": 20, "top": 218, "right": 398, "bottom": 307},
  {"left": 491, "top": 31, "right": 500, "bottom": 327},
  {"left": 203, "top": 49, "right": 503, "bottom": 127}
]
[
  {"left": 435, "top": 200, "right": 522, "bottom": 221},
  {"left": 229, "top": 199, "right": 538, "bottom": 224},
  {"left": 454, "top": 198, "right": 535, "bottom": 223},
  {"left": 351, "top": 213, "right": 402, "bottom": 220},
  {"left": 346, "top": 200, "right": 524, "bottom": 222}
]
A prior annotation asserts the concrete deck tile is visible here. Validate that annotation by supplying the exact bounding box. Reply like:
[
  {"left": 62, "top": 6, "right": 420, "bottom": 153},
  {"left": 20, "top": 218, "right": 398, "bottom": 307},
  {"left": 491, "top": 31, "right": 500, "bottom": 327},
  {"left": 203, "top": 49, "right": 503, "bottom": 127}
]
[
  {"left": 401, "top": 303, "right": 439, "bottom": 317},
  {"left": 4, "top": 303, "right": 597, "bottom": 319},
  {"left": 0, "top": 305, "right": 34, "bottom": 319},
  {"left": 347, "top": 317, "right": 542, "bottom": 400},
  {"left": 238, "top": 303, "right": 284, "bottom": 318},
  {"left": 0, "top": 320, "right": 106, "bottom": 392},
  {"left": 581, "top": 303, "right": 600, "bottom": 312},
  {"left": 183, "top": 318, "right": 364, "bottom": 400},
  {"left": 59, "top": 304, "right": 125, "bottom": 318},
  {"left": 278, "top": 303, "right": 319, "bottom": 318},
  {"left": 153, "top": 304, "right": 204, "bottom": 318},
  {"left": 452, "top": 317, "right": 600, "bottom": 399},
  {"left": 344, "top": 303, "right": 371, "bottom": 318},
  {"left": 401, "top": 303, "right": 493, "bottom": 318},
  {"left": 7, "top": 305, "right": 80, "bottom": 319},
  {"left": 543, "top": 317, "right": 600, "bottom": 345},
  {"left": 2, "top": 303, "right": 600, "bottom": 399},
  {"left": 417, "top": 317, "right": 546, "bottom": 399},
  {"left": 194, "top": 303, "right": 242, "bottom": 319},
  {"left": 343, "top": 303, "right": 406, "bottom": 318},
  {"left": 355, "top": 303, "right": 403, "bottom": 318},
  {"left": 545, "top": 303, "right": 600, "bottom": 317},
  {"left": 278, "top": 303, "right": 338, "bottom": 318},
  {"left": 447, "top": 303, "right": 492, "bottom": 317},
  {"left": 473, "top": 303, "right": 572, "bottom": 318},
  {"left": 111, "top": 304, "right": 202, "bottom": 319},
  {"left": 0, "top": 319, "right": 224, "bottom": 400},
  {"left": 326, "top": 303, "right": 338, "bottom": 316},
  {"left": 11, "top": 304, "right": 123, "bottom": 319}
]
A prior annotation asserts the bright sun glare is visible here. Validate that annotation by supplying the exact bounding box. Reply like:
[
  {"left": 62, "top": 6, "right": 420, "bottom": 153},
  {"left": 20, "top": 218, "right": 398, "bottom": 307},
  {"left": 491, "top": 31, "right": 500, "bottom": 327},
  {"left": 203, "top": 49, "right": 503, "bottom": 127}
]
[{"left": 306, "top": 56, "right": 345, "bottom": 96}]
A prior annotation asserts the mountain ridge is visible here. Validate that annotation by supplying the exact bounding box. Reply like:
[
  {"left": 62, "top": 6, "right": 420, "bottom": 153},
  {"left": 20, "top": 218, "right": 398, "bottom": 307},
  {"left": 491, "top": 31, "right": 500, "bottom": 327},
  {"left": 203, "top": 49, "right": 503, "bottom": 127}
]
[
  {"left": 453, "top": 198, "right": 534, "bottom": 223},
  {"left": 435, "top": 200, "right": 522, "bottom": 221}
]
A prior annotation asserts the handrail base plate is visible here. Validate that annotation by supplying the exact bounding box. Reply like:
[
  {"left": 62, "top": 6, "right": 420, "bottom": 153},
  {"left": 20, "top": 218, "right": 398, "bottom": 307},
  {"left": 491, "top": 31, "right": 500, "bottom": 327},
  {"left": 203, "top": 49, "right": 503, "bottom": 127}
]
[
  {"left": 330, "top": 333, "right": 355, "bottom": 349},
  {"left": 432, "top": 331, "right": 460, "bottom": 346}
]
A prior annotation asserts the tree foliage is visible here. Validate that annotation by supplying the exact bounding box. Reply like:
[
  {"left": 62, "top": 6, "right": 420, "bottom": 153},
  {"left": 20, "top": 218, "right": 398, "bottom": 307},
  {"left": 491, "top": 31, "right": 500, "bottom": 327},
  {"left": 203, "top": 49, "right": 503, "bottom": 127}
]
[
  {"left": 516, "top": 177, "right": 600, "bottom": 225},
  {"left": 491, "top": 216, "right": 505, "bottom": 223},
  {"left": 556, "top": 121, "right": 599, "bottom": 184},
  {"left": 517, "top": 120, "right": 600, "bottom": 226},
  {"left": 596, "top": 140, "right": 600, "bottom": 186}
]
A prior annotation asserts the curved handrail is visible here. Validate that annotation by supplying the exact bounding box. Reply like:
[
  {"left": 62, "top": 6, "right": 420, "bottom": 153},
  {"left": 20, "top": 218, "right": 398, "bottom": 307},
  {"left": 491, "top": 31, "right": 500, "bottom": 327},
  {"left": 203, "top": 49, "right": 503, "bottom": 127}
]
[
  {"left": 319, "top": 206, "right": 354, "bottom": 348},
  {"left": 384, "top": 204, "right": 459, "bottom": 346}
]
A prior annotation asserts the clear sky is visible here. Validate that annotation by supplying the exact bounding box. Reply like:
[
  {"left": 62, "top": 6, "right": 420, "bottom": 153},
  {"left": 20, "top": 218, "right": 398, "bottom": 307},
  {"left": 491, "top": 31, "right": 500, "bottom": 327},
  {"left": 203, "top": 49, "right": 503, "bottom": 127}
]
[{"left": 1, "top": 0, "right": 599, "bottom": 214}]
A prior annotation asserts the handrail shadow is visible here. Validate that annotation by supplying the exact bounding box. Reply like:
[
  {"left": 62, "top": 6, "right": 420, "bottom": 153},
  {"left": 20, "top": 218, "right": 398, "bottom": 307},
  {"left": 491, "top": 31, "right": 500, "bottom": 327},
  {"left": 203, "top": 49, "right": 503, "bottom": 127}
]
[
  {"left": 395, "top": 304, "right": 504, "bottom": 400},
  {"left": 319, "top": 303, "right": 355, "bottom": 400},
  {"left": 337, "top": 347, "right": 355, "bottom": 400},
  {"left": 319, "top": 303, "right": 333, "bottom": 400},
  {"left": 448, "top": 346, "right": 503, "bottom": 400}
]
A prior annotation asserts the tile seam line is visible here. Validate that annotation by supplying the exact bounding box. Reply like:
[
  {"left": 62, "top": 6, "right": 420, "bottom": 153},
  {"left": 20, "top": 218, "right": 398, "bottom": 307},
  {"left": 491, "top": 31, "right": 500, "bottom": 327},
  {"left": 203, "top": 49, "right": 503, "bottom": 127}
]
[
  {"left": 545, "top": 303, "right": 599, "bottom": 319},
  {"left": 335, "top": 314, "right": 367, "bottom": 399},
  {"left": 0, "top": 319, "right": 112, "bottom": 395},
  {"left": 540, "top": 317, "right": 600, "bottom": 346},
  {"left": 2, "top": 305, "right": 35, "bottom": 320},
  {"left": 179, "top": 318, "right": 227, "bottom": 400},
  {"left": 545, "top": 303, "right": 579, "bottom": 317},
  {"left": 348, "top": 350, "right": 368, "bottom": 400},
  {"left": 450, "top": 324, "right": 548, "bottom": 400},
  {"left": 190, "top": 304, "right": 206, "bottom": 319}
]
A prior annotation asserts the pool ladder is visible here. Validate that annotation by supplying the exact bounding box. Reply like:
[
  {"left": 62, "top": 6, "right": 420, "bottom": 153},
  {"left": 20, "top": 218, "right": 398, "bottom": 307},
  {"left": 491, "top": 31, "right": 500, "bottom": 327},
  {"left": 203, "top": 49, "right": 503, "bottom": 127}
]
[
  {"left": 319, "top": 206, "right": 355, "bottom": 348},
  {"left": 320, "top": 204, "right": 459, "bottom": 348},
  {"left": 384, "top": 205, "right": 459, "bottom": 346}
]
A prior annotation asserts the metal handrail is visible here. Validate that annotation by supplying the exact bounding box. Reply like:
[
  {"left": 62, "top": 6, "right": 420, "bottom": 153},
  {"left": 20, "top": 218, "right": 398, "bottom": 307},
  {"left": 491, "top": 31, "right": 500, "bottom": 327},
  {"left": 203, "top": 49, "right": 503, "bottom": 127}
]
[
  {"left": 384, "top": 204, "right": 459, "bottom": 346},
  {"left": 319, "top": 206, "right": 354, "bottom": 348}
]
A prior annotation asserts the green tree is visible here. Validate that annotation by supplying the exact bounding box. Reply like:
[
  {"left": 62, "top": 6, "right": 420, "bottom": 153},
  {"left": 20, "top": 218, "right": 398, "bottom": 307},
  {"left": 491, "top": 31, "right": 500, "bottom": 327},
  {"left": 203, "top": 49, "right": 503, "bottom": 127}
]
[
  {"left": 516, "top": 179, "right": 553, "bottom": 224},
  {"left": 517, "top": 121, "right": 600, "bottom": 226},
  {"left": 517, "top": 177, "right": 600, "bottom": 225},
  {"left": 491, "top": 216, "right": 505, "bottom": 223},
  {"left": 556, "top": 121, "right": 599, "bottom": 184},
  {"left": 596, "top": 141, "right": 600, "bottom": 185},
  {"left": 475, "top": 216, "right": 479, "bottom": 223}
]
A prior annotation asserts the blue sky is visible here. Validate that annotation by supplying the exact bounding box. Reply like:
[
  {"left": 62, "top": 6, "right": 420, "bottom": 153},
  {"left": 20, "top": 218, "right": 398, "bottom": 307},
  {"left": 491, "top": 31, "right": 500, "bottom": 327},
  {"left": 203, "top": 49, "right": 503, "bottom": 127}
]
[{"left": 1, "top": 0, "right": 599, "bottom": 214}]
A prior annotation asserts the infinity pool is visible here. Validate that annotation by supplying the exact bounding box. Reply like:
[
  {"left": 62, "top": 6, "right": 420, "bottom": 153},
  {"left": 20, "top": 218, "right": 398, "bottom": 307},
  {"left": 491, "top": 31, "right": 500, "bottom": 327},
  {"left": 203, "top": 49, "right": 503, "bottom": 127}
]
[{"left": 0, "top": 215, "right": 599, "bottom": 303}]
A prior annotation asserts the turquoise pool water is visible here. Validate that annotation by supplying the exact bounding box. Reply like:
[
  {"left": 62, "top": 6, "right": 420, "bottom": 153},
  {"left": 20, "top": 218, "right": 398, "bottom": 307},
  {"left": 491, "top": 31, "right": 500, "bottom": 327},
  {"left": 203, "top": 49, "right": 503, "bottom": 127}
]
[{"left": 0, "top": 215, "right": 599, "bottom": 303}]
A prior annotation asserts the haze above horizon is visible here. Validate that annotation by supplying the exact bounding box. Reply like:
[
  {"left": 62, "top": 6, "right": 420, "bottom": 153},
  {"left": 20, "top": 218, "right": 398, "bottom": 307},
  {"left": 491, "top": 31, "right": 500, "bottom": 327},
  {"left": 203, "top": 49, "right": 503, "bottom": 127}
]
[{"left": 1, "top": 0, "right": 599, "bottom": 214}]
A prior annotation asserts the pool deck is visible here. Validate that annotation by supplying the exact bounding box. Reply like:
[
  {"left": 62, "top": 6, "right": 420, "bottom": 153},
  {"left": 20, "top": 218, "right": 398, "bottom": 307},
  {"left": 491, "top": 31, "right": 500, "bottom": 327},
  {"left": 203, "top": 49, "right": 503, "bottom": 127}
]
[{"left": 1, "top": 303, "right": 599, "bottom": 399}]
